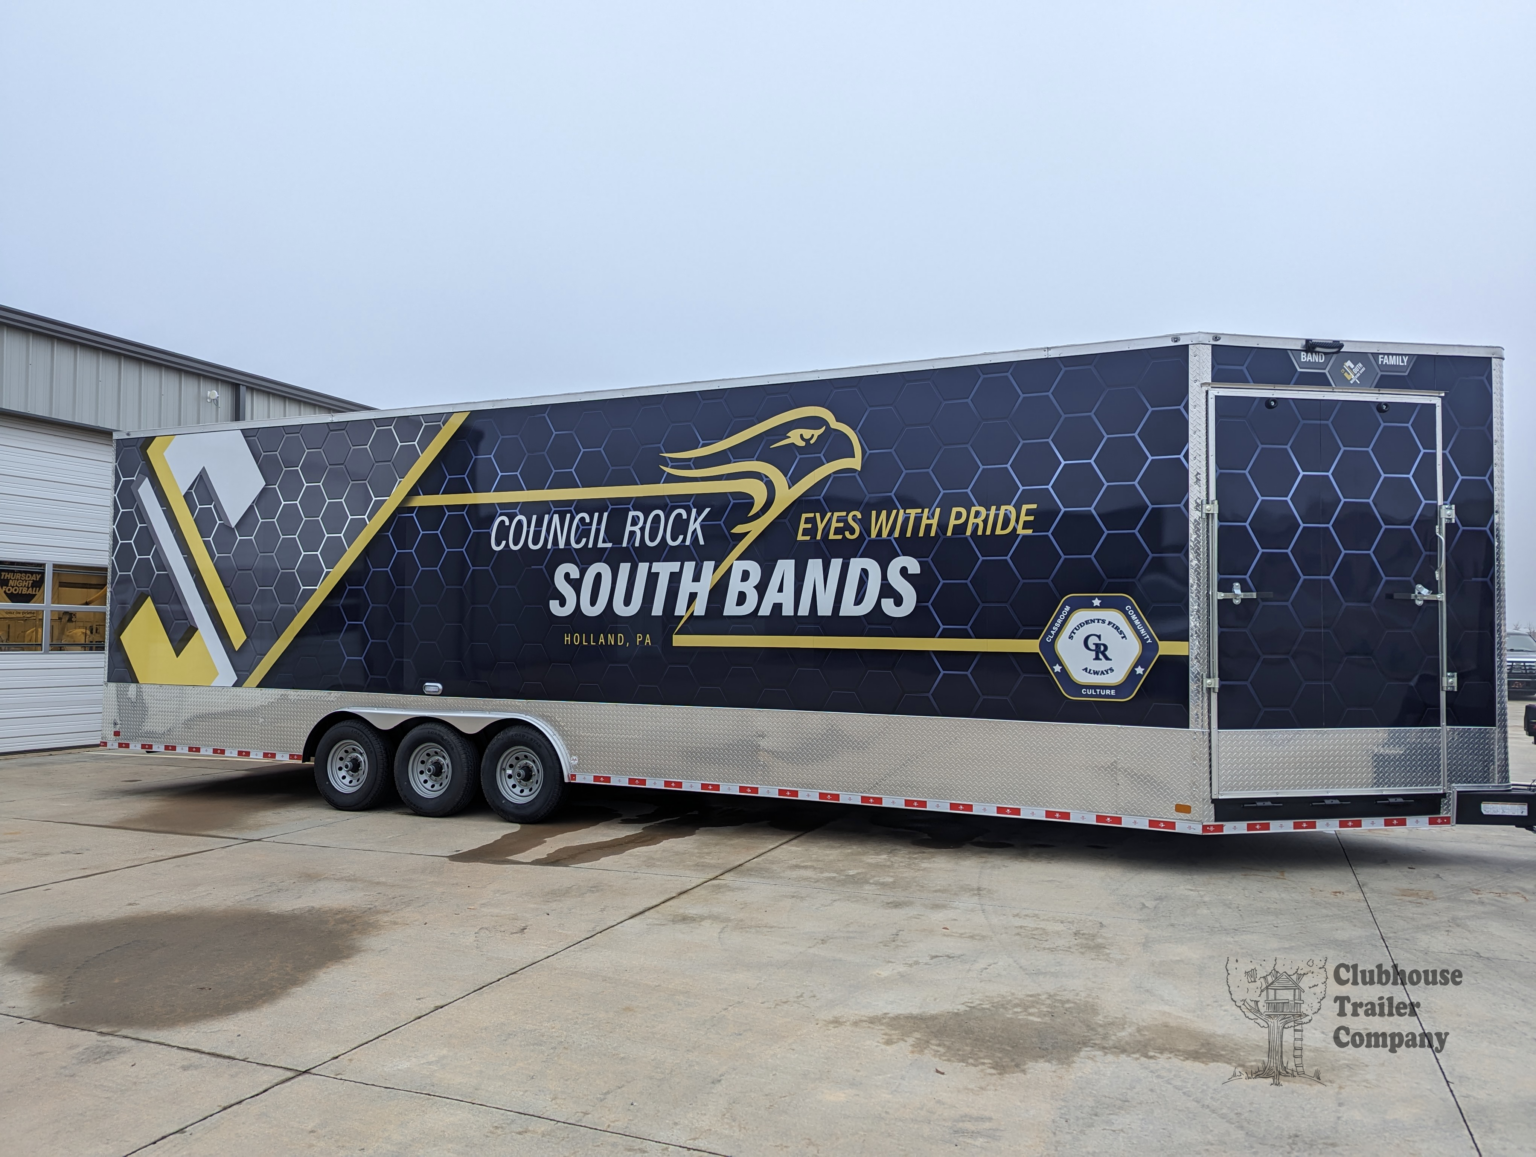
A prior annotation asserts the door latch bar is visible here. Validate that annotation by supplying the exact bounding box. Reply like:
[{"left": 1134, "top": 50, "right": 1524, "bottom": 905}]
[
  {"left": 1215, "top": 583, "right": 1272, "bottom": 603},
  {"left": 1390, "top": 583, "right": 1444, "bottom": 607}
]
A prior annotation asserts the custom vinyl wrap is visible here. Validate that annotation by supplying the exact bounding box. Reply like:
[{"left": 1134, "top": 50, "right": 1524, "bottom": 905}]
[
  {"left": 1210, "top": 347, "right": 1498, "bottom": 727},
  {"left": 111, "top": 347, "right": 1194, "bottom": 726},
  {"left": 104, "top": 334, "right": 1508, "bottom": 817},
  {"left": 1207, "top": 346, "right": 1502, "bottom": 790}
]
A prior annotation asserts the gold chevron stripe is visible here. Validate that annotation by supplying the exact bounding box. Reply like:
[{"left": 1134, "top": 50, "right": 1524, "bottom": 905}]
[
  {"left": 673, "top": 633, "right": 1040, "bottom": 653},
  {"left": 404, "top": 477, "right": 768, "bottom": 510},
  {"left": 245, "top": 412, "right": 469, "bottom": 688},
  {"left": 144, "top": 435, "right": 248, "bottom": 649},
  {"left": 670, "top": 635, "right": 1190, "bottom": 655}
]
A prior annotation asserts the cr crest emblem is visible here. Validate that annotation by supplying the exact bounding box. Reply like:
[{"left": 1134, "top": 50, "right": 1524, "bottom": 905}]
[{"left": 1040, "top": 593, "right": 1164, "bottom": 700}]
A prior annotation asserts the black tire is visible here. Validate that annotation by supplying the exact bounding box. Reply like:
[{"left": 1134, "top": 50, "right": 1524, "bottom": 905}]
[
  {"left": 314, "top": 720, "right": 394, "bottom": 811},
  {"left": 394, "top": 723, "right": 480, "bottom": 817},
  {"left": 480, "top": 725, "right": 565, "bottom": 823}
]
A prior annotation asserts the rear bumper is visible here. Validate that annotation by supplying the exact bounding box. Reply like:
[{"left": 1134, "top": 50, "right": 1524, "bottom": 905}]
[{"left": 1454, "top": 786, "right": 1536, "bottom": 827}]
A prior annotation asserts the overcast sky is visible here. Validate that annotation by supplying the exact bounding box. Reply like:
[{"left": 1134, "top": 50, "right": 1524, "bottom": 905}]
[{"left": 3, "top": 3, "right": 1533, "bottom": 613}]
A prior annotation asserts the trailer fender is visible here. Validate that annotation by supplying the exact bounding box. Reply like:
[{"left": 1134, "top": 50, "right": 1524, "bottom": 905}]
[{"left": 342, "top": 709, "right": 575, "bottom": 780}]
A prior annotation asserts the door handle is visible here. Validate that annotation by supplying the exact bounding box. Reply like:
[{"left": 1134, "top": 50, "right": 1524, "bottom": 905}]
[
  {"left": 1390, "top": 583, "right": 1443, "bottom": 607},
  {"left": 1215, "top": 583, "right": 1272, "bottom": 603}
]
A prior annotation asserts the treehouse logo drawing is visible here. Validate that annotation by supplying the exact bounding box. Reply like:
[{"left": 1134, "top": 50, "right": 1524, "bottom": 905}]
[{"left": 1226, "top": 957, "right": 1328, "bottom": 1085}]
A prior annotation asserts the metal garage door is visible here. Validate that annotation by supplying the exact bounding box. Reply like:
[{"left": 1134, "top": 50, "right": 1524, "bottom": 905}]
[{"left": 0, "top": 413, "right": 112, "bottom": 752}]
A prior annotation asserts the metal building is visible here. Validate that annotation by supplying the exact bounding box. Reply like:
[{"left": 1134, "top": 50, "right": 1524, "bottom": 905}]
[{"left": 0, "top": 305, "right": 363, "bottom": 752}]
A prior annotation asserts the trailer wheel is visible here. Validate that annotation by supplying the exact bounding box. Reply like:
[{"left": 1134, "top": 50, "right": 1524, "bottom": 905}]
[
  {"left": 394, "top": 723, "right": 480, "bottom": 817},
  {"left": 314, "top": 720, "right": 393, "bottom": 811},
  {"left": 481, "top": 726, "right": 565, "bottom": 823}
]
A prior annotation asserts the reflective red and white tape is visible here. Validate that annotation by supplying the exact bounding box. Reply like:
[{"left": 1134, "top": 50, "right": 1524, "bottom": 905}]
[
  {"left": 99, "top": 736, "right": 1454, "bottom": 834},
  {"left": 564, "top": 771, "right": 1454, "bottom": 835},
  {"left": 102, "top": 733, "right": 303, "bottom": 762}
]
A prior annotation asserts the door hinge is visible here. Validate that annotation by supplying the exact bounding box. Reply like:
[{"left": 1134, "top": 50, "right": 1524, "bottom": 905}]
[
  {"left": 1201, "top": 501, "right": 1219, "bottom": 516},
  {"left": 1203, "top": 677, "right": 1220, "bottom": 691}
]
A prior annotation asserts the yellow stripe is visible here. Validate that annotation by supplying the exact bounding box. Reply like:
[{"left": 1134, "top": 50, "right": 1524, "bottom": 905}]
[
  {"left": 245, "top": 412, "right": 469, "bottom": 688},
  {"left": 404, "top": 478, "right": 768, "bottom": 508},
  {"left": 673, "top": 635, "right": 1191, "bottom": 655},
  {"left": 144, "top": 435, "right": 248, "bottom": 649},
  {"left": 673, "top": 633, "right": 1040, "bottom": 653}
]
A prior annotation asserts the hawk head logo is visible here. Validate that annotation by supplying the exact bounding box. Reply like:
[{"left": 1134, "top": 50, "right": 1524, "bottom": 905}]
[{"left": 658, "top": 406, "right": 863, "bottom": 606}]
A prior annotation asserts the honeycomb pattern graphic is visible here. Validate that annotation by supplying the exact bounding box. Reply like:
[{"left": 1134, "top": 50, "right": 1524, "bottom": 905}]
[
  {"left": 108, "top": 415, "right": 450, "bottom": 684},
  {"left": 267, "top": 347, "right": 1193, "bottom": 727},
  {"left": 1212, "top": 347, "right": 1496, "bottom": 727},
  {"left": 1212, "top": 393, "right": 1443, "bottom": 728},
  {"left": 111, "top": 443, "right": 198, "bottom": 667}
]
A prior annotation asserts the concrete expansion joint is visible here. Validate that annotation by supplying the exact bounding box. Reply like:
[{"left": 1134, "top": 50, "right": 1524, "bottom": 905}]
[
  {"left": 1336, "top": 834, "right": 1483, "bottom": 1157},
  {"left": 0, "top": 837, "right": 236, "bottom": 897},
  {"left": 2, "top": 1012, "right": 302, "bottom": 1077},
  {"left": 310, "top": 1073, "right": 737, "bottom": 1156}
]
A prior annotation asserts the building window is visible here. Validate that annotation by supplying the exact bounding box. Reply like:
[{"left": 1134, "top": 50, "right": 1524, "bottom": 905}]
[
  {"left": 0, "top": 563, "right": 45, "bottom": 650},
  {"left": 0, "top": 562, "right": 107, "bottom": 652}
]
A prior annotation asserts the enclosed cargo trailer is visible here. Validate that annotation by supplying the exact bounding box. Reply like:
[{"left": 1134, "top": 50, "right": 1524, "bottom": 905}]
[{"left": 102, "top": 333, "right": 1535, "bottom": 834}]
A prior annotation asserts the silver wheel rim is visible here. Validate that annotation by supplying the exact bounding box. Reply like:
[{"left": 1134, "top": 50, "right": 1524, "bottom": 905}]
[
  {"left": 495, "top": 746, "right": 544, "bottom": 803},
  {"left": 408, "top": 742, "right": 454, "bottom": 798},
  {"left": 326, "top": 741, "right": 368, "bottom": 793}
]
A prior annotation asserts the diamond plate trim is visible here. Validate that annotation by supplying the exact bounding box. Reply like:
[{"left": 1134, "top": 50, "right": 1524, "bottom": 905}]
[
  {"left": 1491, "top": 356, "right": 1508, "bottom": 783},
  {"left": 1447, "top": 725, "right": 1499, "bottom": 788},
  {"left": 1188, "top": 346, "right": 1211, "bottom": 739},
  {"left": 1217, "top": 726, "right": 1495, "bottom": 796},
  {"left": 106, "top": 681, "right": 1213, "bottom": 822}
]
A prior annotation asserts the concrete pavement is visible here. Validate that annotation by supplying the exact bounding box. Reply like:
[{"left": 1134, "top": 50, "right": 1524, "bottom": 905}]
[{"left": 1, "top": 722, "right": 1533, "bottom": 1156}]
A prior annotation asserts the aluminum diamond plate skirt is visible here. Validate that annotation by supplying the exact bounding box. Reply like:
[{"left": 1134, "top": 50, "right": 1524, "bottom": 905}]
[
  {"left": 1216, "top": 725, "right": 1496, "bottom": 796},
  {"left": 1448, "top": 725, "right": 1501, "bottom": 788},
  {"left": 106, "top": 683, "right": 1212, "bottom": 822}
]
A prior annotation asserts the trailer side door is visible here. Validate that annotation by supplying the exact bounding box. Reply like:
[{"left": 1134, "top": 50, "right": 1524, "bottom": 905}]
[{"left": 1205, "top": 387, "right": 1450, "bottom": 813}]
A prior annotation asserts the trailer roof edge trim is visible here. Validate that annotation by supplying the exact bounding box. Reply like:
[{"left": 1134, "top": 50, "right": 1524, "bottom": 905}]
[{"left": 115, "top": 330, "right": 1504, "bottom": 438}]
